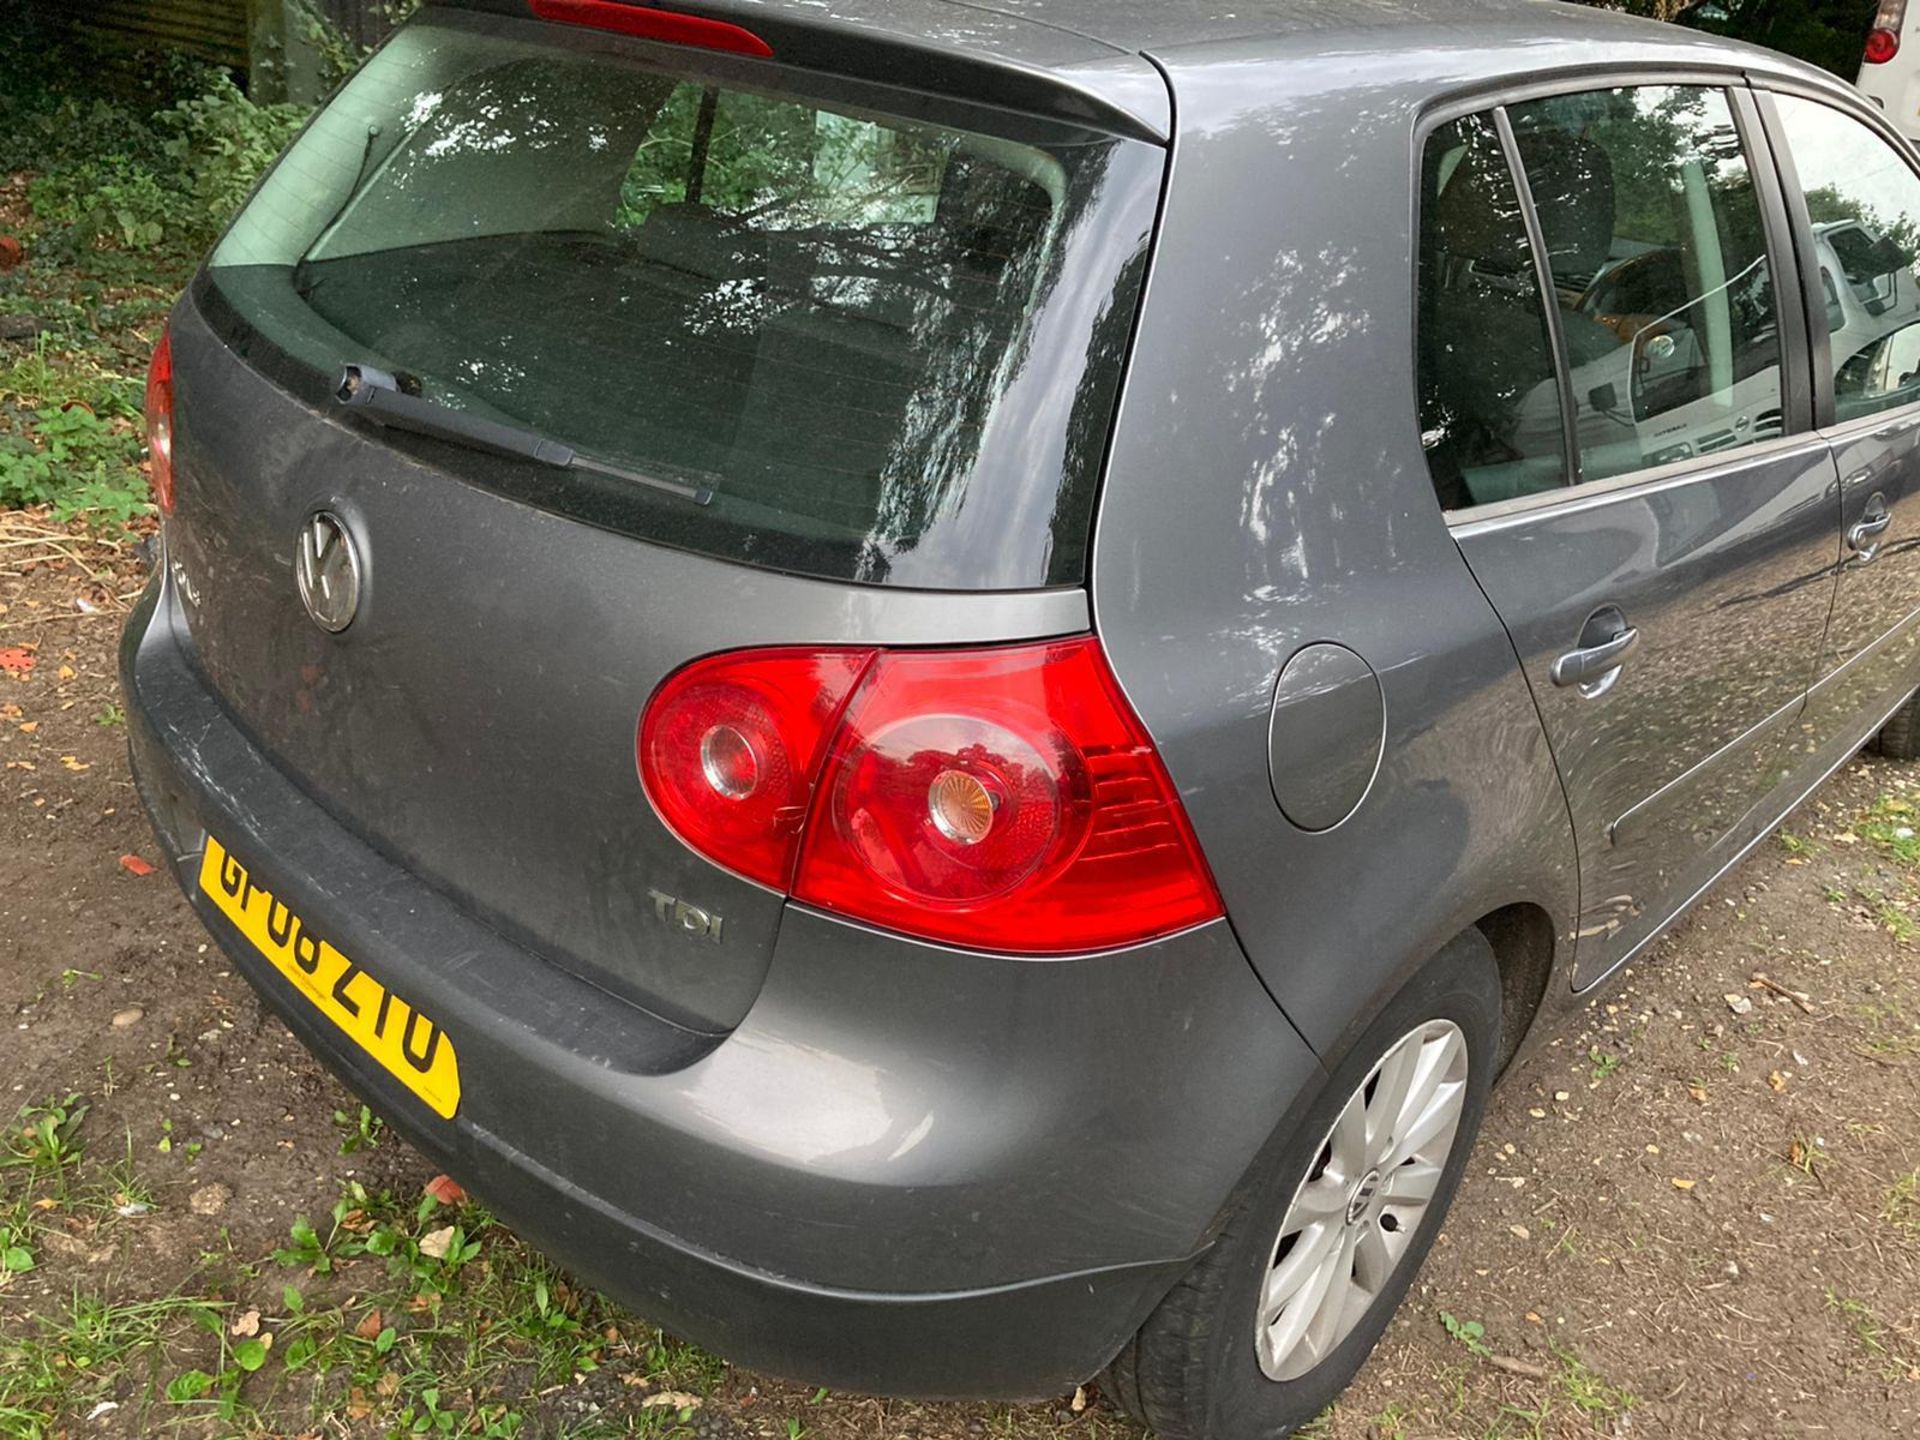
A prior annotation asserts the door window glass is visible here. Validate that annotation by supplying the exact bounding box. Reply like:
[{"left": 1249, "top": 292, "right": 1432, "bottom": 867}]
[
  {"left": 1772, "top": 94, "right": 1920, "bottom": 422},
  {"left": 1509, "top": 86, "right": 1784, "bottom": 482},
  {"left": 1416, "top": 113, "right": 1570, "bottom": 509}
]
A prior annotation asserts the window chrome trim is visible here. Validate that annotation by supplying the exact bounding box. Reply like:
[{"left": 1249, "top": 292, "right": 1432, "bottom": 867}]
[
  {"left": 1417, "top": 65, "right": 1750, "bottom": 136},
  {"left": 1822, "top": 405, "right": 1920, "bottom": 445},
  {"left": 1416, "top": 70, "right": 1812, "bottom": 527},
  {"left": 1446, "top": 430, "right": 1828, "bottom": 535}
]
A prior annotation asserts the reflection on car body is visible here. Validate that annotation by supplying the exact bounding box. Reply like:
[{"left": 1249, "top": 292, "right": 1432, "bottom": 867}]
[{"left": 119, "top": 3, "right": 1920, "bottom": 1436}]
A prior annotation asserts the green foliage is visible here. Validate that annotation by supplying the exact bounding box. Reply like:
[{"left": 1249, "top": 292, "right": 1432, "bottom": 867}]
[
  {"left": 333, "top": 1103, "right": 385, "bottom": 1156},
  {"left": 291, "top": 0, "right": 424, "bottom": 91},
  {"left": 162, "top": 1304, "right": 266, "bottom": 1424},
  {"left": 2, "top": 1094, "right": 88, "bottom": 1176},
  {"left": 0, "top": 330, "right": 153, "bottom": 526},
  {"left": 1568, "top": 0, "right": 1874, "bottom": 78},
  {"left": 1, "top": 1218, "right": 34, "bottom": 1274},
  {"left": 1439, "top": 1310, "right": 1494, "bottom": 1358},
  {"left": 1, "top": 1294, "right": 223, "bottom": 1437},
  {"left": 0, "top": 374, "right": 149, "bottom": 525},
  {"left": 0, "top": 404, "right": 148, "bottom": 525},
  {"left": 617, "top": 85, "right": 945, "bottom": 230},
  {"left": 1, "top": 51, "right": 306, "bottom": 257},
  {"left": 274, "top": 1215, "right": 336, "bottom": 1275}
]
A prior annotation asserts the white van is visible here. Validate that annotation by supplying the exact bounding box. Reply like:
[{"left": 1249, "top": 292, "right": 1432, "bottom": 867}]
[{"left": 1858, "top": 0, "right": 1920, "bottom": 142}]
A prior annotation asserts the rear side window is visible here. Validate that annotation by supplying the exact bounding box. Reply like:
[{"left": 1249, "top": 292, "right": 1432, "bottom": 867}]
[
  {"left": 205, "top": 10, "right": 1160, "bottom": 589},
  {"left": 1417, "top": 114, "right": 1570, "bottom": 509},
  {"left": 1418, "top": 85, "right": 1786, "bottom": 509},
  {"left": 1769, "top": 94, "right": 1920, "bottom": 423}
]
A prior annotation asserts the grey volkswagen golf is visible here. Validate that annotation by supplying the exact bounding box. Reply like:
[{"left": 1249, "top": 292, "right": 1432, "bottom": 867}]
[{"left": 122, "top": 0, "right": 1920, "bottom": 1432}]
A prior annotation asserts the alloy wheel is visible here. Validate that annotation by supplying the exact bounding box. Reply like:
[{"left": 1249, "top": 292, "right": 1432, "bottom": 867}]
[{"left": 1254, "top": 1019, "right": 1470, "bottom": 1381}]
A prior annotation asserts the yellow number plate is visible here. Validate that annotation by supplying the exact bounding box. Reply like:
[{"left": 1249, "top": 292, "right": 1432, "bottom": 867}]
[{"left": 198, "top": 835, "right": 461, "bottom": 1119}]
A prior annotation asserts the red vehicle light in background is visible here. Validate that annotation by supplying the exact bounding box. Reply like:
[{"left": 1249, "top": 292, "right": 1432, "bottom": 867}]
[
  {"left": 529, "top": 0, "right": 774, "bottom": 57},
  {"left": 145, "top": 326, "right": 175, "bottom": 515},
  {"left": 639, "top": 638, "right": 1225, "bottom": 954},
  {"left": 1868, "top": 0, "right": 1907, "bottom": 63}
]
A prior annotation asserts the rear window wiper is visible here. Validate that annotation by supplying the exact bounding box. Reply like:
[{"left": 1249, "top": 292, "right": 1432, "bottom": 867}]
[{"left": 334, "top": 365, "right": 714, "bottom": 506}]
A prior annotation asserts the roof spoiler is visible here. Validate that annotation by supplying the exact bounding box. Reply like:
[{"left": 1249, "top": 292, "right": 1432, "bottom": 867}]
[{"left": 433, "top": 0, "right": 1171, "bottom": 142}]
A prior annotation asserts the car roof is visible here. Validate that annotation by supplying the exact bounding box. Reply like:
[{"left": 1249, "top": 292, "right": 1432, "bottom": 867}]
[
  {"left": 458, "top": 0, "right": 1865, "bottom": 143},
  {"left": 961, "top": 0, "right": 1665, "bottom": 55}
]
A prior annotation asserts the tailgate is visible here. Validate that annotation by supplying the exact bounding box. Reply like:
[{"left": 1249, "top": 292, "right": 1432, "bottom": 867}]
[
  {"left": 155, "top": 0, "right": 1164, "bottom": 1030},
  {"left": 162, "top": 300, "right": 1084, "bottom": 1030}
]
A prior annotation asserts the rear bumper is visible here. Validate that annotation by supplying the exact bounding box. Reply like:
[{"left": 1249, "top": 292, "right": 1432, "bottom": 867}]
[{"left": 121, "top": 571, "right": 1324, "bottom": 1399}]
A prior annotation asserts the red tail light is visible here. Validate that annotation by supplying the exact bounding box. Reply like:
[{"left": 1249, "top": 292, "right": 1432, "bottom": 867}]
[
  {"left": 639, "top": 647, "right": 872, "bottom": 888},
  {"left": 144, "top": 327, "right": 175, "bottom": 515},
  {"left": 529, "top": 0, "right": 774, "bottom": 57},
  {"left": 639, "top": 638, "right": 1224, "bottom": 953}
]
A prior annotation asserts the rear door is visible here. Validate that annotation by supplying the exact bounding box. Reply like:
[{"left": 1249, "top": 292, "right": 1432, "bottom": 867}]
[
  {"left": 1759, "top": 88, "right": 1920, "bottom": 747},
  {"left": 1423, "top": 79, "right": 1839, "bottom": 989}
]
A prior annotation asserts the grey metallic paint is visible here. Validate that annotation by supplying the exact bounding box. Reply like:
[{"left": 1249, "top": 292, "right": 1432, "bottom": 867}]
[
  {"left": 1265, "top": 643, "right": 1384, "bottom": 833},
  {"left": 123, "top": 0, "right": 1920, "bottom": 1402},
  {"left": 162, "top": 300, "right": 1089, "bottom": 1037},
  {"left": 1090, "top": 34, "right": 1591, "bottom": 1061},
  {"left": 125, "top": 573, "right": 1323, "bottom": 1390}
]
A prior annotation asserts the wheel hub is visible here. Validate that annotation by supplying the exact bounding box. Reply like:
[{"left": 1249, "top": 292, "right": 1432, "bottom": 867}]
[{"left": 1346, "top": 1168, "right": 1383, "bottom": 1226}]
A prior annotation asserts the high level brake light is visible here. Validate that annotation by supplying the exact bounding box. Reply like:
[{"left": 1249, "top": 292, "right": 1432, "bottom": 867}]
[
  {"left": 638, "top": 638, "right": 1224, "bottom": 954},
  {"left": 529, "top": 0, "right": 774, "bottom": 57},
  {"left": 1867, "top": 0, "right": 1906, "bottom": 63},
  {"left": 145, "top": 326, "right": 175, "bottom": 515}
]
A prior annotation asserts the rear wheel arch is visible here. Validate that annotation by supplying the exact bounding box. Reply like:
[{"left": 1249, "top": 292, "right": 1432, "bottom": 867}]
[
  {"left": 1311, "top": 895, "right": 1566, "bottom": 1096},
  {"left": 1472, "top": 902, "right": 1559, "bottom": 1077},
  {"left": 1105, "top": 927, "right": 1504, "bottom": 1437}
]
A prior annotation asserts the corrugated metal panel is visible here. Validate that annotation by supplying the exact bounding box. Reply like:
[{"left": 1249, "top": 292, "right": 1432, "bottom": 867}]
[{"left": 23, "top": 0, "right": 250, "bottom": 70}]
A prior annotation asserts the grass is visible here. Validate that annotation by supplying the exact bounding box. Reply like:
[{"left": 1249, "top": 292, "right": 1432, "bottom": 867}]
[
  {"left": 1485, "top": 1347, "right": 1635, "bottom": 1438},
  {"left": 333, "top": 1102, "right": 386, "bottom": 1156},
  {"left": 234, "top": 1175, "right": 728, "bottom": 1435},
  {"left": 1883, "top": 1170, "right": 1920, "bottom": 1235},
  {"left": 1854, "top": 997, "right": 1920, "bottom": 1059},
  {"left": 0, "top": 1100, "right": 733, "bottom": 1438},
  {"left": 1859, "top": 795, "right": 1920, "bottom": 867},
  {"left": 0, "top": 1098, "right": 166, "bottom": 1292},
  {"left": 1411, "top": 1318, "right": 1635, "bottom": 1438},
  {"left": 0, "top": 141, "right": 188, "bottom": 534},
  {"left": 1825, "top": 1291, "right": 1918, "bottom": 1382},
  {"left": 0, "top": 1293, "right": 227, "bottom": 1436},
  {"left": 1784, "top": 1132, "right": 1831, "bottom": 1183},
  {"left": 0, "top": 336, "right": 157, "bottom": 529}
]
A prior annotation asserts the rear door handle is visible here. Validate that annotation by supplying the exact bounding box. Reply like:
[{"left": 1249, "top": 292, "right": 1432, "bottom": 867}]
[
  {"left": 1551, "top": 627, "right": 1639, "bottom": 690},
  {"left": 1849, "top": 494, "right": 1892, "bottom": 562}
]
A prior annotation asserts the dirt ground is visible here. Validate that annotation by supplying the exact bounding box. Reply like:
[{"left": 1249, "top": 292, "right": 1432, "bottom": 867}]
[{"left": 5, "top": 539, "right": 1920, "bottom": 1439}]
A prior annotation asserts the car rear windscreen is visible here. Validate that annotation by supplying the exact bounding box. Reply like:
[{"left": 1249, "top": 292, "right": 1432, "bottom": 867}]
[{"left": 202, "top": 8, "right": 1161, "bottom": 589}]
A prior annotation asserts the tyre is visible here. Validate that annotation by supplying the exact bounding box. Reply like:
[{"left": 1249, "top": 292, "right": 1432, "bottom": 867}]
[
  {"left": 1105, "top": 930, "right": 1501, "bottom": 1440},
  {"left": 1876, "top": 690, "right": 1920, "bottom": 761}
]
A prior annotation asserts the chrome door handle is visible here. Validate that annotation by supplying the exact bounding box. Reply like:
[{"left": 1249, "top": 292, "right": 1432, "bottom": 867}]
[
  {"left": 1550, "top": 627, "right": 1639, "bottom": 689},
  {"left": 1849, "top": 495, "right": 1892, "bottom": 563}
]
